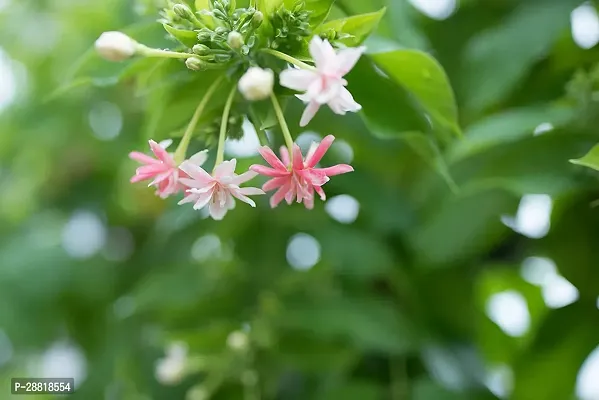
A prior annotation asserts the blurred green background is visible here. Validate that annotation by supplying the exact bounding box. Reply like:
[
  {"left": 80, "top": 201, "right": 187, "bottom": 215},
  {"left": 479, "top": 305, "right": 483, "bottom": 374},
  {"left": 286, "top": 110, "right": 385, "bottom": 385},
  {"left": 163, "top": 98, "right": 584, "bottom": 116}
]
[{"left": 2, "top": 0, "right": 599, "bottom": 399}]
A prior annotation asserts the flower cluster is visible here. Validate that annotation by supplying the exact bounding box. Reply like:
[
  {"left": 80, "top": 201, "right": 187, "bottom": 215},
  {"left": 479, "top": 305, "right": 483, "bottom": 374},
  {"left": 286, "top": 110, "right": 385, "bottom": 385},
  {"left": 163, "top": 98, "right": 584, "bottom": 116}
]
[{"left": 95, "top": 0, "right": 371, "bottom": 221}]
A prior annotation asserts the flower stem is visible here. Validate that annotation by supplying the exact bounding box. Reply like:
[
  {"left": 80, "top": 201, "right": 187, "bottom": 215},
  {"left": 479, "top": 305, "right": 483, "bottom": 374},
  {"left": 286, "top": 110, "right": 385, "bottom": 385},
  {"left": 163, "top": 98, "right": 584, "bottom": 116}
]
[
  {"left": 270, "top": 94, "right": 294, "bottom": 159},
  {"left": 215, "top": 85, "right": 238, "bottom": 166},
  {"left": 174, "top": 75, "right": 225, "bottom": 164},
  {"left": 261, "top": 48, "right": 316, "bottom": 70},
  {"left": 137, "top": 45, "right": 194, "bottom": 59}
]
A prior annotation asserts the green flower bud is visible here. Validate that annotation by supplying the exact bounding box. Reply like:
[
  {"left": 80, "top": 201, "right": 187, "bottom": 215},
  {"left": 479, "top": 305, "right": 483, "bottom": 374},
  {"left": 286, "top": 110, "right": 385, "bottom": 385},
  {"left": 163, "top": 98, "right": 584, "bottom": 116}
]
[
  {"left": 197, "top": 29, "right": 212, "bottom": 42},
  {"left": 192, "top": 44, "right": 211, "bottom": 55},
  {"left": 185, "top": 56, "right": 204, "bottom": 71},
  {"left": 173, "top": 4, "right": 194, "bottom": 20},
  {"left": 214, "top": 53, "right": 232, "bottom": 63},
  {"left": 252, "top": 11, "right": 264, "bottom": 28},
  {"left": 227, "top": 31, "right": 244, "bottom": 49},
  {"left": 215, "top": 26, "right": 228, "bottom": 35}
]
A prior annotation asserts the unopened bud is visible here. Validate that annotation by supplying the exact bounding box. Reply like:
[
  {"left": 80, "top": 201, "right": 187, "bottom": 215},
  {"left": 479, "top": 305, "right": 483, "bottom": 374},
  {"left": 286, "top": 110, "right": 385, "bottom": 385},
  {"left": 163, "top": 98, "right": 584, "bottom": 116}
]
[
  {"left": 192, "top": 44, "right": 211, "bottom": 56},
  {"left": 185, "top": 57, "right": 204, "bottom": 71},
  {"left": 173, "top": 4, "right": 194, "bottom": 20},
  {"left": 215, "top": 26, "right": 228, "bottom": 35},
  {"left": 197, "top": 29, "right": 212, "bottom": 42},
  {"left": 95, "top": 31, "right": 138, "bottom": 62},
  {"left": 214, "top": 53, "right": 232, "bottom": 63},
  {"left": 252, "top": 11, "right": 264, "bottom": 28},
  {"left": 227, "top": 31, "right": 244, "bottom": 49},
  {"left": 238, "top": 67, "right": 274, "bottom": 101},
  {"left": 226, "top": 330, "right": 249, "bottom": 351}
]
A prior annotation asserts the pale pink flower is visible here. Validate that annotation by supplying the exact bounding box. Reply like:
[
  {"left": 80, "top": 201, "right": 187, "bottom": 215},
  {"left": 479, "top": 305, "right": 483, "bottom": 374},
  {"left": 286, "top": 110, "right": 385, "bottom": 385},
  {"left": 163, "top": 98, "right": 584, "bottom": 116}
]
[
  {"left": 279, "top": 36, "right": 365, "bottom": 127},
  {"left": 129, "top": 139, "right": 208, "bottom": 199},
  {"left": 250, "top": 135, "right": 353, "bottom": 209},
  {"left": 178, "top": 159, "right": 265, "bottom": 220}
]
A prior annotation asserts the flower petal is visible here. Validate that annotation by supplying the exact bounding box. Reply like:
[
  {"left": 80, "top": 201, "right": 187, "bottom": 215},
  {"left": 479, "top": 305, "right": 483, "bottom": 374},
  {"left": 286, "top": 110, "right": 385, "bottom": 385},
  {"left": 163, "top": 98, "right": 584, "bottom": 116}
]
[
  {"left": 188, "top": 149, "right": 209, "bottom": 166},
  {"left": 270, "top": 183, "right": 291, "bottom": 208},
  {"left": 309, "top": 36, "right": 336, "bottom": 71},
  {"left": 251, "top": 165, "right": 290, "bottom": 177},
  {"left": 231, "top": 190, "right": 257, "bottom": 208},
  {"left": 280, "top": 68, "right": 318, "bottom": 91},
  {"left": 213, "top": 159, "right": 237, "bottom": 178},
  {"left": 319, "top": 164, "right": 354, "bottom": 176},
  {"left": 336, "top": 46, "right": 366, "bottom": 76},
  {"left": 179, "top": 161, "right": 214, "bottom": 184},
  {"left": 129, "top": 151, "right": 158, "bottom": 165},
  {"left": 300, "top": 102, "right": 321, "bottom": 127},
  {"left": 305, "top": 135, "right": 335, "bottom": 168},
  {"left": 292, "top": 144, "right": 304, "bottom": 171},
  {"left": 279, "top": 146, "right": 291, "bottom": 167},
  {"left": 258, "top": 146, "right": 287, "bottom": 170},
  {"left": 209, "top": 201, "right": 228, "bottom": 220},
  {"left": 238, "top": 187, "right": 265, "bottom": 196},
  {"left": 149, "top": 140, "right": 173, "bottom": 165},
  {"left": 314, "top": 185, "right": 326, "bottom": 201},
  {"left": 263, "top": 177, "right": 289, "bottom": 192},
  {"left": 327, "top": 87, "right": 361, "bottom": 115},
  {"left": 232, "top": 170, "right": 258, "bottom": 185}
]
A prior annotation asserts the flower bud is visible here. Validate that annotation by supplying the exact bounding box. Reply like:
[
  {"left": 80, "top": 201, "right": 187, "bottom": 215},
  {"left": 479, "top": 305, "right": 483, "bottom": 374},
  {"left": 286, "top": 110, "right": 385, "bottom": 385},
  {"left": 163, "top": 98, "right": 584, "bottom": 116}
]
[
  {"left": 173, "top": 4, "right": 194, "bottom": 20},
  {"left": 214, "top": 53, "right": 232, "bottom": 63},
  {"left": 197, "top": 29, "right": 212, "bottom": 42},
  {"left": 185, "top": 57, "right": 204, "bottom": 71},
  {"left": 95, "top": 31, "right": 137, "bottom": 62},
  {"left": 251, "top": 11, "right": 264, "bottom": 28},
  {"left": 227, "top": 31, "right": 244, "bottom": 49},
  {"left": 226, "top": 330, "right": 249, "bottom": 351},
  {"left": 192, "top": 44, "right": 211, "bottom": 56},
  {"left": 238, "top": 67, "right": 274, "bottom": 101}
]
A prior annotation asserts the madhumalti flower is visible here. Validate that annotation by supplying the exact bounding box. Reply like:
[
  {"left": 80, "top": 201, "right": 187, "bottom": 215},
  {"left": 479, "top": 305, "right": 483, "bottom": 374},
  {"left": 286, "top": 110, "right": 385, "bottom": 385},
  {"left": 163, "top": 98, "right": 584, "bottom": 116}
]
[
  {"left": 178, "top": 159, "right": 265, "bottom": 220},
  {"left": 250, "top": 135, "right": 353, "bottom": 209},
  {"left": 280, "top": 36, "right": 366, "bottom": 127},
  {"left": 95, "top": 31, "right": 138, "bottom": 61},
  {"left": 129, "top": 139, "right": 208, "bottom": 199},
  {"left": 238, "top": 67, "right": 275, "bottom": 101}
]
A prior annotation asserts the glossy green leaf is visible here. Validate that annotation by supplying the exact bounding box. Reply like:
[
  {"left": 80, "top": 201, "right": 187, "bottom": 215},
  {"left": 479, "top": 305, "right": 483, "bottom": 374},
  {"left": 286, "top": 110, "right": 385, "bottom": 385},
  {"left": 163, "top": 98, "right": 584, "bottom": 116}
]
[
  {"left": 371, "top": 49, "right": 462, "bottom": 138},
  {"left": 570, "top": 143, "right": 599, "bottom": 172},
  {"left": 315, "top": 8, "right": 386, "bottom": 46},
  {"left": 162, "top": 23, "right": 198, "bottom": 48},
  {"left": 195, "top": 0, "right": 211, "bottom": 9},
  {"left": 257, "top": 0, "right": 283, "bottom": 16},
  {"left": 284, "top": 0, "right": 335, "bottom": 27}
]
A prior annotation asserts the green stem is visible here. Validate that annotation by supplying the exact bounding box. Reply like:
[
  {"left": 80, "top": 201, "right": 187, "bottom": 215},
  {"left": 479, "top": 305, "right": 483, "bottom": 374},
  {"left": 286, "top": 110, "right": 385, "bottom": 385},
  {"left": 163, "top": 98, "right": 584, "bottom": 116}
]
[
  {"left": 174, "top": 75, "right": 225, "bottom": 164},
  {"left": 270, "top": 94, "right": 294, "bottom": 160},
  {"left": 261, "top": 48, "right": 316, "bottom": 70},
  {"left": 215, "top": 85, "right": 238, "bottom": 166},
  {"left": 137, "top": 45, "right": 194, "bottom": 59}
]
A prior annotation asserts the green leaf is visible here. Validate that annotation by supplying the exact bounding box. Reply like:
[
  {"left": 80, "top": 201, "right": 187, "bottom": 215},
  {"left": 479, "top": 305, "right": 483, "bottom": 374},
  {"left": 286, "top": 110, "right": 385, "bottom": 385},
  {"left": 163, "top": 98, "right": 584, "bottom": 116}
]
[
  {"left": 448, "top": 105, "right": 576, "bottom": 163},
  {"left": 371, "top": 49, "right": 462, "bottom": 138},
  {"left": 570, "top": 143, "right": 599, "bottom": 172},
  {"left": 276, "top": 296, "right": 417, "bottom": 355},
  {"left": 195, "top": 0, "right": 211, "bottom": 9},
  {"left": 316, "top": 8, "right": 386, "bottom": 47},
  {"left": 512, "top": 302, "right": 599, "bottom": 400},
  {"left": 460, "top": 0, "right": 583, "bottom": 115},
  {"left": 257, "top": 0, "right": 283, "bottom": 16},
  {"left": 305, "top": 0, "right": 335, "bottom": 27},
  {"left": 162, "top": 23, "right": 198, "bottom": 48}
]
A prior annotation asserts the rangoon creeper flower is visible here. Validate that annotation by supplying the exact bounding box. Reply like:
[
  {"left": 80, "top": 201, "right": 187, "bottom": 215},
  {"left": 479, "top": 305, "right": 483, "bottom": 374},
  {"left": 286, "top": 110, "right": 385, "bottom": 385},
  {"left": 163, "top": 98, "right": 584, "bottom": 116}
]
[
  {"left": 280, "top": 36, "right": 366, "bottom": 127},
  {"left": 178, "top": 159, "right": 265, "bottom": 220},
  {"left": 95, "top": 31, "right": 138, "bottom": 62},
  {"left": 129, "top": 139, "right": 208, "bottom": 199},
  {"left": 250, "top": 135, "right": 353, "bottom": 209},
  {"left": 238, "top": 67, "right": 275, "bottom": 101}
]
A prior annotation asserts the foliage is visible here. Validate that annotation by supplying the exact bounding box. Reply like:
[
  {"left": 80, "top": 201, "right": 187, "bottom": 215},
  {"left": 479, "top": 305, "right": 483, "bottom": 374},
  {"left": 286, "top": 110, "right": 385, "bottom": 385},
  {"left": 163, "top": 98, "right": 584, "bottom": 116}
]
[{"left": 1, "top": 0, "right": 599, "bottom": 399}]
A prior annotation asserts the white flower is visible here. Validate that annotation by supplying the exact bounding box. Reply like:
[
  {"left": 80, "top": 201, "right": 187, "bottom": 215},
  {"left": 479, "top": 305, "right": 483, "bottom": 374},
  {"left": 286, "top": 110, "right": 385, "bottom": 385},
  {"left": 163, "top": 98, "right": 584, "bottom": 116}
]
[
  {"left": 238, "top": 67, "right": 275, "bottom": 101},
  {"left": 95, "top": 31, "right": 138, "bottom": 62},
  {"left": 178, "top": 159, "right": 265, "bottom": 220},
  {"left": 155, "top": 342, "right": 188, "bottom": 385},
  {"left": 280, "top": 36, "right": 366, "bottom": 127}
]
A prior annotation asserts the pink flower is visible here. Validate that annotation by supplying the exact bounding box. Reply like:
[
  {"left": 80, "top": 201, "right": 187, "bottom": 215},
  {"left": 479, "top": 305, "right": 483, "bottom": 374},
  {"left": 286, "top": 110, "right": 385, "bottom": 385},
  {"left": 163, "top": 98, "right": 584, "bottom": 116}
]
[
  {"left": 129, "top": 139, "right": 208, "bottom": 199},
  {"left": 280, "top": 36, "right": 365, "bottom": 127},
  {"left": 250, "top": 135, "right": 353, "bottom": 209},
  {"left": 177, "top": 159, "right": 265, "bottom": 220}
]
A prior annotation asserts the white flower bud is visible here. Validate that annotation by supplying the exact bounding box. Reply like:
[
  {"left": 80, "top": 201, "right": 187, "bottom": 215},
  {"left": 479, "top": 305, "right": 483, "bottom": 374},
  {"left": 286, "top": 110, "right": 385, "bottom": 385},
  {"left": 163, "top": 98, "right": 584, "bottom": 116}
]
[
  {"left": 238, "top": 67, "right": 274, "bottom": 101},
  {"left": 95, "top": 31, "right": 138, "bottom": 62},
  {"left": 227, "top": 31, "right": 244, "bottom": 49},
  {"left": 154, "top": 342, "right": 188, "bottom": 385},
  {"left": 226, "top": 330, "right": 249, "bottom": 351}
]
